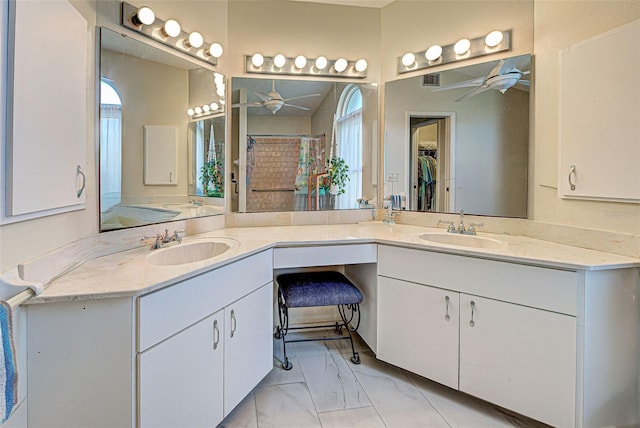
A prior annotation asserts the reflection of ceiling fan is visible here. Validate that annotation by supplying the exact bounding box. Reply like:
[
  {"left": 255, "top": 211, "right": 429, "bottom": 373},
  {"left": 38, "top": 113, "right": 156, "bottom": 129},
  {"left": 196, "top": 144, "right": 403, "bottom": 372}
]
[
  {"left": 432, "top": 57, "right": 530, "bottom": 102},
  {"left": 232, "top": 80, "right": 321, "bottom": 114}
]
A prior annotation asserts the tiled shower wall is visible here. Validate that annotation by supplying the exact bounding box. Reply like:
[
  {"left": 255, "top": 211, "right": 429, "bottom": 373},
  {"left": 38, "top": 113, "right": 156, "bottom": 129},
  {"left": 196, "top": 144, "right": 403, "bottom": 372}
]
[{"left": 247, "top": 137, "right": 300, "bottom": 212}]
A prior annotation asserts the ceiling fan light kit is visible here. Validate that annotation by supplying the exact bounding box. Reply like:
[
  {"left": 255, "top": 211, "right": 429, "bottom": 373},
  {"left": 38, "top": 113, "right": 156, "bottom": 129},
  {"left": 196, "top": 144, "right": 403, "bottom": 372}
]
[
  {"left": 121, "top": 2, "right": 223, "bottom": 65},
  {"left": 398, "top": 29, "right": 511, "bottom": 74},
  {"left": 246, "top": 54, "right": 368, "bottom": 78}
]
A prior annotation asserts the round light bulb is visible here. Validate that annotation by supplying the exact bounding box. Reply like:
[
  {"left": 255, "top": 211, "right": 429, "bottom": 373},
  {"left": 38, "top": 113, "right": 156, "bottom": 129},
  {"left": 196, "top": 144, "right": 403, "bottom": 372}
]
[
  {"left": 425, "top": 45, "right": 443, "bottom": 61},
  {"left": 187, "top": 108, "right": 195, "bottom": 116},
  {"left": 219, "top": 99, "right": 225, "bottom": 105},
  {"left": 214, "top": 73, "right": 224, "bottom": 85},
  {"left": 194, "top": 106, "right": 203, "bottom": 114},
  {"left": 454, "top": 38, "right": 471, "bottom": 55},
  {"left": 294, "top": 55, "right": 307, "bottom": 69},
  {"left": 187, "top": 32, "right": 204, "bottom": 48},
  {"left": 251, "top": 53, "right": 264, "bottom": 67},
  {"left": 273, "top": 54, "right": 286, "bottom": 68},
  {"left": 485, "top": 30, "right": 504, "bottom": 48},
  {"left": 210, "top": 102, "right": 219, "bottom": 111},
  {"left": 202, "top": 104, "right": 211, "bottom": 112},
  {"left": 134, "top": 7, "right": 155, "bottom": 26},
  {"left": 209, "top": 42, "right": 223, "bottom": 58},
  {"left": 334, "top": 58, "right": 348, "bottom": 73},
  {"left": 401, "top": 52, "right": 415, "bottom": 67},
  {"left": 216, "top": 87, "right": 225, "bottom": 97},
  {"left": 163, "top": 19, "right": 181, "bottom": 38},
  {"left": 315, "top": 56, "right": 328, "bottom": 70},
  {"left": 355, "top": 59, "right": 368, "bottom": 72}
]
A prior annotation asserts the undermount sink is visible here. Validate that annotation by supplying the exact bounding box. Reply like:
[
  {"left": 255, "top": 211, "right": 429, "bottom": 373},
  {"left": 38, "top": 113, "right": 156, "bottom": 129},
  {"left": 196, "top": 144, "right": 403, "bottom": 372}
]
[
  {"left": 418, "top": 233, "right": 506, "bottom": 250},
  {"left": 146, "top": 239, "right": 238, "bottom": 266}
]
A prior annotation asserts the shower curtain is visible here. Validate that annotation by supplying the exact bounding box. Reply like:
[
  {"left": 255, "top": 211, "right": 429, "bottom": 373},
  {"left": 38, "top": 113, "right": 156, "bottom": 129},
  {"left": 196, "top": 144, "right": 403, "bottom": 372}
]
[{"left": 294, "top": 136, "right": 324, "bottom": 210}]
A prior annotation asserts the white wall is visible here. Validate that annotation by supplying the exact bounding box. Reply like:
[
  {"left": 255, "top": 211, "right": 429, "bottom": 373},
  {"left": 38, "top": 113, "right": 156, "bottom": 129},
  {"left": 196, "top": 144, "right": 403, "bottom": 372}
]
[{"left": 532, "top": 1, "right": 640, "bottom": 234}]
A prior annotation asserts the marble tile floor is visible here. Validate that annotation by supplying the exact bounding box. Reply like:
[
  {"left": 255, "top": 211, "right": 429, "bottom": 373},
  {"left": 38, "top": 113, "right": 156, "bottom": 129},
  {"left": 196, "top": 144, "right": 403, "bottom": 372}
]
[{"left": 218, "top": 331, "right": 550, "bottom": 428}]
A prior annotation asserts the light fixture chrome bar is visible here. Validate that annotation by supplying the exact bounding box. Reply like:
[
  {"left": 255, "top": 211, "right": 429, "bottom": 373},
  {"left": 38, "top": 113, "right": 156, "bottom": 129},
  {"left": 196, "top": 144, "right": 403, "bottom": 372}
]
[
  {"left": 245, "top": 55, "right": 367, "bottom": 79},
  {"left": 121, "top": 2, "right": 218, "bottom": 66},
  {"left": 398, "top": 30, "right": 511, "bottom": 75}
]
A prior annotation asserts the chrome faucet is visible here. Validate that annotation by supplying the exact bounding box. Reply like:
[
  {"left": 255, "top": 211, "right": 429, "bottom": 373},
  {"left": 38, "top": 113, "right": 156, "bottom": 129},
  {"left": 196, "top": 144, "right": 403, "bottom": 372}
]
[
  {"left": 383, "top": 203, "right": 396, "bottom": 224},
  {"left": 457, "top": 210, "right": 466, "bottom": 233},
  {"left": 438, "top": 210, "right": 483, "bottom": 235},
  {"left": 142, "top": 229, "right": 183, "bottom": 250}
]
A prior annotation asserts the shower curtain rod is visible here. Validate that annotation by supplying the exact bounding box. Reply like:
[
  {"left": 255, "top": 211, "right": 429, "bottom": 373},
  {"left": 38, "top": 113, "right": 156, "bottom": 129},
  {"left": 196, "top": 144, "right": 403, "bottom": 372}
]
[{"left": 248, "top": 133, "right": 325, "bottom": 139}]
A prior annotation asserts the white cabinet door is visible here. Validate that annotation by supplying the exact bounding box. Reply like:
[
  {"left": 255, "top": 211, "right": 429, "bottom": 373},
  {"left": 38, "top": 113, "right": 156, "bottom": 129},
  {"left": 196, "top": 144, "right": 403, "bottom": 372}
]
[
  {"left": 559, "top": 20, "right": 640, "bottom": 202},
  {"left": 6, "top": 0, "right": 87, "bottom": 217},
  {"left": 139, "top": 311, "right": 224, "bottom": 428},
  {"left": 377, "top": 276, "right": 459, "bottom": 389},
  {"left": 459, "top": 294, "right": 576, "bottom": 428},
  {"left": 224, "top": 282, "right": 273, "bottom": 416}
]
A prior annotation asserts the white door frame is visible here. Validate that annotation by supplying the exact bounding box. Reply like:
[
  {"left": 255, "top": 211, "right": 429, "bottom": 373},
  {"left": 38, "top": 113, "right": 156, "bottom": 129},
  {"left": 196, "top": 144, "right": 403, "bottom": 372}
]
[{"left": 405, "top": 111, "right": 456, "bottom": 212}]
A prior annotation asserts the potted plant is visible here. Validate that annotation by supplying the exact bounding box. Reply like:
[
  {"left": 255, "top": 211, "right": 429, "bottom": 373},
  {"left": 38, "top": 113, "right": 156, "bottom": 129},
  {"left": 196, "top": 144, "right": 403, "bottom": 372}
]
[{"left": 325, "top": 156, "right": 349, "bottom": 195}]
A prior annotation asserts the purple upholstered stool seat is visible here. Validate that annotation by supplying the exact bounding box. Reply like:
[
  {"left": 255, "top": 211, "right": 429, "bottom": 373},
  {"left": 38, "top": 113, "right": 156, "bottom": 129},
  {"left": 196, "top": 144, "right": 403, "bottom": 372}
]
[{"left": 277, "top": 271, "right": 363, "bottom": 308}]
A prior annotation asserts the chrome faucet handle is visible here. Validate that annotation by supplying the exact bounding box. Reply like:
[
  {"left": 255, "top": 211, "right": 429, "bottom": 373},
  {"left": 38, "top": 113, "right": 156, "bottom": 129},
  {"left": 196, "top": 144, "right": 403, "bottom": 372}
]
[
  {"left": 438, "top": 220, "right": 456, "bottom": 233},
  {"left": 172, "top": 230, "right": 184, "bottom": 243},
  {"left": 458, "top": 210, "right": 465, "bottom": 232},
  {"left": 468, "top": 222, "right": 485, "bottom": 235}
]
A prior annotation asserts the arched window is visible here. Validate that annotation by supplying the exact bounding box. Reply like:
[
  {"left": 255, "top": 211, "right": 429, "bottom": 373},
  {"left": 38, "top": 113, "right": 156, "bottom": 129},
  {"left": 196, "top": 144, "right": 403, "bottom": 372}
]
[
  {"left": 100, "top": 79, "right": 122, "bottom": 211},
  {"left": 335, "top": 84, "right": 362, "bottom": 209}
]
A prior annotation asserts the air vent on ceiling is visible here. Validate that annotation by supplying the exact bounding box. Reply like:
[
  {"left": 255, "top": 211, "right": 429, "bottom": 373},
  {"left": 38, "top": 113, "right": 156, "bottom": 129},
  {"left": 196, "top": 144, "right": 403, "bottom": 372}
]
[{"left": 422, "top": 73, "right": 440, "bottom": 86}]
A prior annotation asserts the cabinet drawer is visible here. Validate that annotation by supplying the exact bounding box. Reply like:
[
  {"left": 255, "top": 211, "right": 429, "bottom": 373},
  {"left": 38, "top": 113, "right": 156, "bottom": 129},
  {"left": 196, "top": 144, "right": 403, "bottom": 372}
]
[
  {"left": 273, "top": 244, "right": 377, "bottom": 268},
  {"left": 378, "top": 245, "right": 577, "bottom": 315},
  {"left": 138, "top": 250, "right": 273, "bottom": 352}
]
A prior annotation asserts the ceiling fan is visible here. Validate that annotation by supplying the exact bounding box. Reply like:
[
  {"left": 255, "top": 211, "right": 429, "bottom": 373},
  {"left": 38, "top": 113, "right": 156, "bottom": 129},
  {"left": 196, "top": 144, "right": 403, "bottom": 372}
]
[
  {"left": 432, "top": 57, "right": 530, "bottom": 102},
  {"left": 232, "top": 80, "right": 321, "bottom": 114}
]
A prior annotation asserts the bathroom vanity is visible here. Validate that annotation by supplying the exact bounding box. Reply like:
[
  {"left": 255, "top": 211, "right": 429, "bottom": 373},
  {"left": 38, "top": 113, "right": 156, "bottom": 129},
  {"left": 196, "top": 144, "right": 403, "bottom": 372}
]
[{"left": 23, "top": 223, "right": 640, "bottom": 428}]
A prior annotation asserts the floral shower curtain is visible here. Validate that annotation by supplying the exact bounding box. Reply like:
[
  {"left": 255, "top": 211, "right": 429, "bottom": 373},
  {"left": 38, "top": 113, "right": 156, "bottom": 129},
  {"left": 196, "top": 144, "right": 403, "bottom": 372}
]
[{"left": 294, "top": 136, "right": 324, "bottom": 210}]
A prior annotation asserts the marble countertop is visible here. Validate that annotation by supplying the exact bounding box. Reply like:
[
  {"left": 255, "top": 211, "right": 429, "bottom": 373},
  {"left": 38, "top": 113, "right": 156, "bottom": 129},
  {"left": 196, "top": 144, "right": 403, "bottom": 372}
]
[{"left": 28, "top": 222, "right": 640, "bottom": 304}]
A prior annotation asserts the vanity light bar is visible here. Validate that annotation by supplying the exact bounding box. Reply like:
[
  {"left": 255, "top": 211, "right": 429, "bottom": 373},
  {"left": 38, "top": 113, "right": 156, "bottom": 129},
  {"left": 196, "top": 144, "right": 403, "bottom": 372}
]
[
  {"left": 121, "top": 2, "right": 222, "bottom": 66},
  {"left": 245, "top": 54, "right": 367, "bottom": 79},
  {"left": 398, "top": 30, "right": 511, "bottom": 75}
]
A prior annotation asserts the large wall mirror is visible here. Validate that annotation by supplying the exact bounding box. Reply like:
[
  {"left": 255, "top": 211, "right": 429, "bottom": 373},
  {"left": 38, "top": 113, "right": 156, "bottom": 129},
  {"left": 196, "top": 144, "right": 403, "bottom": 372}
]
[
  {"left": 99, "top": 27, "right": 225, "bottom": 231},
  {"left": 230, "top": 77, "right": 378, "bottom": 213},
  {"left": 384, "top": 54, "right": 531, "bottom": 218}
]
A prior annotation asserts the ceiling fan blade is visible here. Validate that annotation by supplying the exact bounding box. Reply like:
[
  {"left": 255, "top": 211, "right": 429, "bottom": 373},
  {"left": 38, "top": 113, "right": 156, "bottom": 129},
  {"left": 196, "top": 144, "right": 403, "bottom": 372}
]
[
  {"left": 455, "top": 85, "right": 491, "bottom": 102},
  {"left": 498, "top": 57, "right": 520, "bottom": 75},
  {"left": 283, "top": 103, "right": 310, "bottom": 111},
  {"left": 254, "top": 91, "right": 272, "bottom": 102},
  {"left": 282, "top": 93, "right": 322, "bottom": 102},
  {"left": 517, "top": 79, "right": 530, "bottom": 86},
  {"left": 231, "top": 101, "right": 262, "bottom": 108},
  {"left": 431, "top": 77, "right": 485, "bottom": 92}
]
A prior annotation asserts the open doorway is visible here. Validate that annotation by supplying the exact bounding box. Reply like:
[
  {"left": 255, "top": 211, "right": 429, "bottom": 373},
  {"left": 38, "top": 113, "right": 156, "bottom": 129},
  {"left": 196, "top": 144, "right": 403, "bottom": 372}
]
[{"left": 408, "top": 114, "right": 454, "bottom": 212}]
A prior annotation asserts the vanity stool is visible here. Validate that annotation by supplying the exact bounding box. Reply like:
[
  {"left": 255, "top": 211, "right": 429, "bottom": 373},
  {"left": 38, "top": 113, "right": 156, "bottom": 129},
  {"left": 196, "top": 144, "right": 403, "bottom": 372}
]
[{"left": 274, "top": 271, "right": 363, "bottom": 370}]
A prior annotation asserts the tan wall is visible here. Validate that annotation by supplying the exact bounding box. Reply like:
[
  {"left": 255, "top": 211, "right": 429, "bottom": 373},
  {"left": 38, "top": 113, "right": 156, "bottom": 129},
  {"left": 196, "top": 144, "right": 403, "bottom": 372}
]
[
  {"left": 102, "top": 50, "right": 189, "bottom": 201},
  {"left": 380, "top": 0, "right": 534, "bottom": 83},
  {"left": 227, "top": 0, "right": 381, "bottom": 81},
  {"left": 532, "top": 0, "right": 640, "bottom": 234}
]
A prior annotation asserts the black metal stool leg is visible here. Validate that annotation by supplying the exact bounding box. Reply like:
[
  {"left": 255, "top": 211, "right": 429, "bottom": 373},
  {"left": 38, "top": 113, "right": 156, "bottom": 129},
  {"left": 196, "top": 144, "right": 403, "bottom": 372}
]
[
  {"left": 276, "top": 291, "right": 293, "bottom": 370},
  {"left": 338, "top": 303, "right": 361, "bottom": 365}
]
